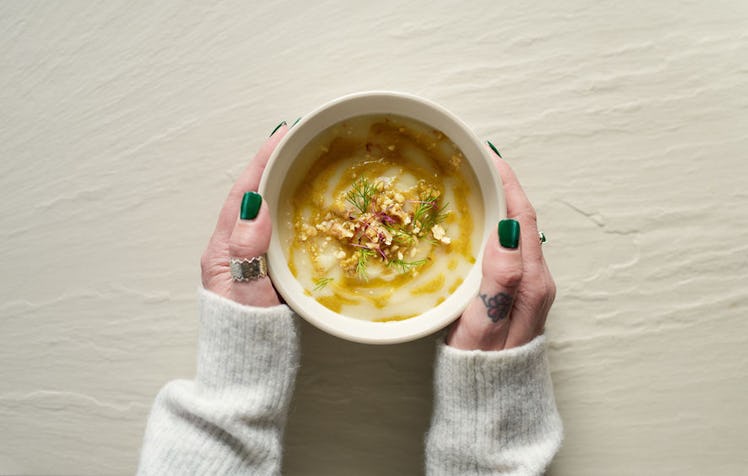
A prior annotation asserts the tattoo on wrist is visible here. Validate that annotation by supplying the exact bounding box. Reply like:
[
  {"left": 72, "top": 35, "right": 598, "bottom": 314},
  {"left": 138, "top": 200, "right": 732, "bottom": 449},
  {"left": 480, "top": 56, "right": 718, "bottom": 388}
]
[{"left": 479, "top": 292, "right": 514, "bottom": 323}]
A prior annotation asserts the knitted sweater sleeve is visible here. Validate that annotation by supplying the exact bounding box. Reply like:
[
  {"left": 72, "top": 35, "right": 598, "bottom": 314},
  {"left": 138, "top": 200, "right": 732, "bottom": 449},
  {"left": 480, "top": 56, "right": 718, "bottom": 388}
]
[
  {"left": 137, "top": 287, "right": 299, "bottom": 476},
  {"left": 425, "top": 336, "right": 563, "bottom": 476}
]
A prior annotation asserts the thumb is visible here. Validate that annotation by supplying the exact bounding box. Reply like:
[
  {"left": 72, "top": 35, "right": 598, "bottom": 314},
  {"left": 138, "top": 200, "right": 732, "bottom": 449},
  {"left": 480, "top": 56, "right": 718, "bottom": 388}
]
[
  {"left": 227, "top": 191, "right": 279, "bottom": 307},
  {"left": 481, "top": 218, "right": 523, "bottom": 318},
  {"left": 447, "top": 219, "right": 523, "bottom": 350}
]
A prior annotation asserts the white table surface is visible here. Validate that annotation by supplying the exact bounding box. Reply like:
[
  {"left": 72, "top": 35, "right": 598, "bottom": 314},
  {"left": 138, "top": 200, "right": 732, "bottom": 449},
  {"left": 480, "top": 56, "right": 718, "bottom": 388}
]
[{"left": 1, "top": 1, "right": 747, "bottom": 474}]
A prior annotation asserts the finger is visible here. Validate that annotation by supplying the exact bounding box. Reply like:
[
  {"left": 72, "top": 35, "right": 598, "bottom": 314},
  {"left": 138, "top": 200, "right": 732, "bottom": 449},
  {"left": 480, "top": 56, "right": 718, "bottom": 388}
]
[
  {"left": 447, "top": 219, "right": 523, "bottom": 350},
  {"left": 227, "top": 192, "right": 279, "bottom": 307},
  {"left": 228, "top": 193, "right": 272, "bottom": 259},
  {"left": 213, "top": 123, "right": 289, "bottom": 241},
  {"left": 486, "top": 145, "right": 551, "bottom": 348},
  {"left": 487, "top": 145, "right": 545, "bottom": 267}
]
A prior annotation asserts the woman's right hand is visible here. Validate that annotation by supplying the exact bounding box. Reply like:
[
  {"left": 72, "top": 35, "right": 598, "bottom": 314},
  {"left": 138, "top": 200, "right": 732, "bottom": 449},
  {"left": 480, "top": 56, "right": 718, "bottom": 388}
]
[
  {"left": 200, "top": 122, "right": 288, "bottom": 307},
  {"left": 447, "top": 146, "right": 556, "bottom": 351}
]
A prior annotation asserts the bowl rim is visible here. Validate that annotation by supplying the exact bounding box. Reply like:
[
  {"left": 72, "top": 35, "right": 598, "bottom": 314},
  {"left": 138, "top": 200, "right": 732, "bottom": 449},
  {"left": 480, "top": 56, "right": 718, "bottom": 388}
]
[{"left": 258, "top": 91, "right": 505, "bottom": 344}]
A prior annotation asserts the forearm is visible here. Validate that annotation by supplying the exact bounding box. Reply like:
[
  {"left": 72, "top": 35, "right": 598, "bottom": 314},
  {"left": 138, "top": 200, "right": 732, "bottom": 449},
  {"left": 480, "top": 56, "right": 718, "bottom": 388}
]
[
  {"left": 426, "top": 336, "right": 562, "bottom": 476},
  {"left": 138, "top": 287, "right": 299, "bottom": 475}
]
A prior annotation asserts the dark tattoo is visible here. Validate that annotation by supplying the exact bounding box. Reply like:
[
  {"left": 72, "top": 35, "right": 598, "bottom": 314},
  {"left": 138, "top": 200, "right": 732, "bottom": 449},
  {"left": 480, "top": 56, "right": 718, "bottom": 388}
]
[{"left": 479, "top": 292, "right": 514, "bottom": 323}]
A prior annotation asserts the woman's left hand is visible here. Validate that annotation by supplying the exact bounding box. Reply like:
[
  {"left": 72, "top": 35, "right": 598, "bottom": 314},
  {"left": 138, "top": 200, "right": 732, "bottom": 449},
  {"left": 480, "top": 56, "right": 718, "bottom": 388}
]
[{"left": 200, "top": 123, "right": 288, "bottom": 307}]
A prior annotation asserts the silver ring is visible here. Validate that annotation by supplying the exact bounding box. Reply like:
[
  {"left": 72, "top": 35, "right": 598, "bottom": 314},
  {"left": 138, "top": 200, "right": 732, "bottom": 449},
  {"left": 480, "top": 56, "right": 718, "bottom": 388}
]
[
  {"left": 538, "top": 231, "right": 547, "bottom": 245},
  {"left": 230, "top": 256, "right": 268, "bottom": 282}
]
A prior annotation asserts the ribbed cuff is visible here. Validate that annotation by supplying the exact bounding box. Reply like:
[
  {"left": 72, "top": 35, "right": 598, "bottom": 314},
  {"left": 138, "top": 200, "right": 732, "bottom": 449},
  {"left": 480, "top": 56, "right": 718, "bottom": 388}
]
[
  {"left": 435, "top": 336, "right": 550, "bottom": 409},
  {"left": 427, "top": 336, "right": 562, "bottom": 474},
  {"left": 195, "top": 287, "right": 299, "bottom": 398}
]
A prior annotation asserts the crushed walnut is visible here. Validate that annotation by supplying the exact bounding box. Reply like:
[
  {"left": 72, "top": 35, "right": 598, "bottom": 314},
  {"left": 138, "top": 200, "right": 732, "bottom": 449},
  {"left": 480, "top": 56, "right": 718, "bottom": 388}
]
[{"left": 299, "top": 176, "right": 452, "bottom": 280}]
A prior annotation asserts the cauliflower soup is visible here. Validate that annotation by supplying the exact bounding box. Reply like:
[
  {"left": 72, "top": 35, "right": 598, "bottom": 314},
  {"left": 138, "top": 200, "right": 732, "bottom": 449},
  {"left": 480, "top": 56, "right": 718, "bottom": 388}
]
[{"left": 278, "top": 114, "right": 483, "bottom": 321}]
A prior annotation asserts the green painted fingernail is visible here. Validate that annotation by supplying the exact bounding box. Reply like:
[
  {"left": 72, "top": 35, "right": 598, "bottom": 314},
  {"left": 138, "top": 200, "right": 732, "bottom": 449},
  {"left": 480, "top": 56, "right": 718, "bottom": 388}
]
[
  {"left": 269, "top": 121, "right": 286, "bottom": 137},
  {"left": 487, "top": 140, "right": 502, "bottom": 158},
  {"left": 240, "top": 192, "right": 262, "bottom": 220},
  {"left": 291, "top": 117, "right": 301, "bottom": 128},
  {"left": 498, "top": 219, "right": 520, "bottom": 249}
]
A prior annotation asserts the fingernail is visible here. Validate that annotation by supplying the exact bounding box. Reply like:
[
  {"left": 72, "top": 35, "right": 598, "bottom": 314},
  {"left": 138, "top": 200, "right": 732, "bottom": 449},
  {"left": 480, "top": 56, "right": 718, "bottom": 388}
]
[
  {"left": 487, "top": 140, "right": 502, "bottom": 158},
  {"left": 240, "top": 192, "right": 262, "bottom": 220},
  {"left": 498, "top": 219, "right": 520, "bottom": 249},
  {"left": 269, "top": 121, "right": 286, "bottom": 137},
  {"left": 291, "top": 117, "right": 302, "bottom": 128}
]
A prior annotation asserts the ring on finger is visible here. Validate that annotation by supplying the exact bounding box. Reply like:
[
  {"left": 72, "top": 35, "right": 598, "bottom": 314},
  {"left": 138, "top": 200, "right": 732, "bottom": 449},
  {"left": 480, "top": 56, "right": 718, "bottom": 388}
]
[
  {"left": 538, "top": 231, "right": 547, "bottom": 245},
  {"left": 230, "top": 256, "right": 268, "bottom": 282}
]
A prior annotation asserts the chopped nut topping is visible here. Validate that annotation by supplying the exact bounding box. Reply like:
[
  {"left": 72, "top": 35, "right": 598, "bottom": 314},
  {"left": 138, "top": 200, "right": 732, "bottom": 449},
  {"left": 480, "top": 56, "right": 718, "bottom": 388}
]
[
  {"left": 433, "top": 225, "right": 452, "bottom": 245},
  {"left": 298, "top": 176, "right": 452, "bottom": 280}
]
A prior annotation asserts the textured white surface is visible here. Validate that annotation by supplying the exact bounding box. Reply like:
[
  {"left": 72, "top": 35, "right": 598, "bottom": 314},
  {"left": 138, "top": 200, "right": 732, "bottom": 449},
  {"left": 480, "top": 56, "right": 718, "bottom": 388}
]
[{"left": 1, "top": 1, "right": 747, "bottom": 474}]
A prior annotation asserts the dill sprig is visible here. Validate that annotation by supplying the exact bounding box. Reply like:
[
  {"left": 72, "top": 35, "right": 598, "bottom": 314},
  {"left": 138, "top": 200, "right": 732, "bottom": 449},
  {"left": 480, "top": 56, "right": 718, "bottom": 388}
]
[
  {"left": 346, "top": 177, "right": 378, "bottom": 214},
  {"left": 355, "top": 248, "right": 376, "bottom": 280},
  {"left": 339, "top": 180, "right": 449, "bottom": 280},
  {"left": 388, "top": 257, "right": 427, "bottom": 273},
  {"left": 412, "top": 193, "right": 449, "bottom": 234},
  {"left": 313, "top": 277, "right": 333, "bottom": 291},
  {"left": 384, "top": 224, "right": 416, "bottom": 246}
]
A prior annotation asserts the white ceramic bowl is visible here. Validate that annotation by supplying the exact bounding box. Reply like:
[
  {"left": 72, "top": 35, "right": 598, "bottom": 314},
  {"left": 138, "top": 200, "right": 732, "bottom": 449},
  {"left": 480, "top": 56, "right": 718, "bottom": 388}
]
[{"left": 259, "top": 91, "right": 505, "bottom": 344}]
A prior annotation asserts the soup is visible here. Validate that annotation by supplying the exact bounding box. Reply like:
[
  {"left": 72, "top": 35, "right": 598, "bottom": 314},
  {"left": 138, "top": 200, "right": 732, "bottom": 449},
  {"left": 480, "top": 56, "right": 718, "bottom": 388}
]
[{"left": 279, "top": 114, "right": 483, "bottom": 321}]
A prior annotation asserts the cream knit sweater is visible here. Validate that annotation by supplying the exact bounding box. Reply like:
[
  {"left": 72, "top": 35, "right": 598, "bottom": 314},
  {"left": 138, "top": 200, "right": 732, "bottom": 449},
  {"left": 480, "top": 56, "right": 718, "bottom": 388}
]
[{"left": 138, "top": 288, "right": 562, "bottom": 475}]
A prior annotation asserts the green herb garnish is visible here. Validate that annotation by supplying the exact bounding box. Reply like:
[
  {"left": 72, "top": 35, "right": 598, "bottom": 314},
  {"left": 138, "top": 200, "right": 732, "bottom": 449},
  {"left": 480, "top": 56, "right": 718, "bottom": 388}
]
[
  {"left": 355, "top": 248, "right": 376, "bottom": 280},
  {"left": 335, "top": 179, "right": 451, "bottom": 280},
  {"left": 385, "top": 224, "right": 416, "bottom": 246},
  {"left": 346, "top": 177, "right": 379, "bottom": 214},
  {"left": 388, "top": 257, "right": 427, "bottom": 273},
  {"left": 313, "top": 277, "right": 333, "bottom": 291},
  {"left": 412, "top": 193, "right": 449, "bottom": 234}
]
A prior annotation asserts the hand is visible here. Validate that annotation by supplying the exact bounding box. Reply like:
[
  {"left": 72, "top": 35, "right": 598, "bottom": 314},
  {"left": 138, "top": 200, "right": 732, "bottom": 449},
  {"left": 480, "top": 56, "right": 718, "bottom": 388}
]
[
  {"left": 447, "top": 147, "right": 556, "bottom": 350},
  {"left": 200, "top": 123, "right": 288, "bottom": 307}
]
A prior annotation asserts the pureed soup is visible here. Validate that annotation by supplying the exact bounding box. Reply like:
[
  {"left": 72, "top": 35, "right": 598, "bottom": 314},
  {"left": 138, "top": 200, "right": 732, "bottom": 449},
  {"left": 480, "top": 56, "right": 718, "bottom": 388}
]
[{"left": 279, "top": 114, "right": 484, "bottom": 321}]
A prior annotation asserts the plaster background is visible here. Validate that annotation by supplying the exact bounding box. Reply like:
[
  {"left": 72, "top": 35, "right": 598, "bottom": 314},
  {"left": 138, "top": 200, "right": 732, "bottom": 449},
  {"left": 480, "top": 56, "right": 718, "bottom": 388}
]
[{"left": 1, "top": 1, "right": 747, "bottom": 474}]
